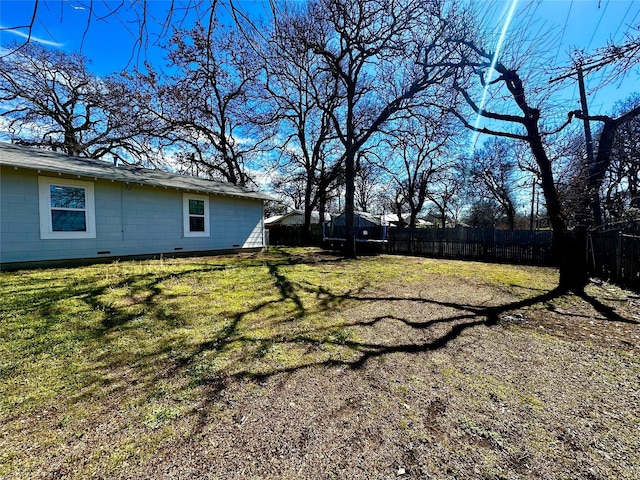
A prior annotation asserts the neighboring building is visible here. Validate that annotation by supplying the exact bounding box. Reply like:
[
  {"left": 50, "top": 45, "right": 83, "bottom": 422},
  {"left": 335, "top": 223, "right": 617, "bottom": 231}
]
[
  {"left": 331, "top": 211, "right": 381, "bottom": 229},
  {"left": 264, "top": 209, "right": 330, "bottom": 226},
  {"left": 0, "top": 143, "right": 275, "bottom": 269},
  {"left": 264, "top": 210, "right": 331, "bottom": 246},
  {"left": 327, "top": 211, "right": 386, "bottom": 241},
  {"left": 380, "top": 213, "right": 433, "bottom": 228}
]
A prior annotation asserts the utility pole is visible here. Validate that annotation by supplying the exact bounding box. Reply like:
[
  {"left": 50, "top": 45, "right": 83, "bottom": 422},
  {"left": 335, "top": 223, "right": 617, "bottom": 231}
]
[
  {"left": 576, "top": 66, "right": 595, "bottom": 166},
  {"left": 576, "top": 65, "right": 603, "bottom": 226},
  {"left": 550, "top": 61, "right": 604, "bottom": 226},
  {"left": 530, "top": 180, "right": 535, "bottom": 231}
]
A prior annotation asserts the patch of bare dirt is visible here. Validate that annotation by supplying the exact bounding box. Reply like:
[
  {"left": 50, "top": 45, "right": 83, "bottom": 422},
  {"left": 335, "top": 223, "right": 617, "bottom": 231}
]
[
  {"left": 133, "top": 277, "right": 640, "bottom": 479},
  {"left": 511, "top": 282, "right": 640, "bottom": 354}
]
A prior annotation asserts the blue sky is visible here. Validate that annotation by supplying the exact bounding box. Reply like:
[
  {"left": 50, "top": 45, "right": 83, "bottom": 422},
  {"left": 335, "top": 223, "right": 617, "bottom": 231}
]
[
  {"left": 0, "top": 1, "right": 272, "bottom": 74},
  {"left": 501, "top": 0, "right": 640, "bottom": 115},
  {"left": 0, "top": 0, "right": 638, "bottom": 116}
]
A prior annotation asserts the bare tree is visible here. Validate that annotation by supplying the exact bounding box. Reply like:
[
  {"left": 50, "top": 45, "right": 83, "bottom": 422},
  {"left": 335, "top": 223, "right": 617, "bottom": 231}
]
[
  {"left": 281, "top": 0, "right": 472, "bottom": 257},
  {"left": 271, "top": 169, "right": 307, "bottom": 210},
  {"left": 386, "top": 186, "right": 408, "bottom": 228},
  {"left": 259, "top": 8, "right": 342, "bottom": 242},
  {"left": 354, "top": 155, "right": 384, "bottom": 214},
  {"left": 573, "top": 101, "right": 640, "bottom": 227},
  {"left": 0, "top": 43, "right": 156, "bottom": 162},
  {"left": 137, "top": 17, "right": 271, "bottom": 186},
  {"left": 1, "top": 1, "right": 219, "bottom": 65},
  {"left": 427, "top": 162, "right": 466, "bottom": 228},
  {"left": 465, "top": 199, "right": 501, "bottom": 228},
  {"left": 383, "top": 109, "right": 458, "bottom": 228},
  {"left": 601, "top": 95, "right": 640, "bottom": 223},
  {"left": 439, "top": 30, "right": 604, "bottom": 288},
  {"left": 467, "top": 138, "right": 520, "bottom": 230},
  {"left": 442, "top": 19, "right": 640, "bottom": 290}
]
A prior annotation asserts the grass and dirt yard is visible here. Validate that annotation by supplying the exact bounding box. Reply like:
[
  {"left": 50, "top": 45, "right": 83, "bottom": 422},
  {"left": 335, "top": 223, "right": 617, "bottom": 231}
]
[{"left": 1, "top": 248, "right": 639, "bottom": 479}]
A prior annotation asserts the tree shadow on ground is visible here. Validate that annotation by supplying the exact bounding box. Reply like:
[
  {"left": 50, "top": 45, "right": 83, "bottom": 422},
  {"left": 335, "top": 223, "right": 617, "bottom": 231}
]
[
  {"left": 9, "top": 249, "right": 635, "bottom": 424},
  {"left": 182, "top": 269, "right": 640, "bottom": 436},
  {"left": 187, "top": 260, "right": 638, "bottom": 401},
  {"left": 575, "top": 291, "right": 639, "bottom": 325},
  {"left": 231, "top": 286, "right": 569, "bottom": 378},
  {"left": 180, "top": 277, "right": 577, "bottom": 433},
  {"left": 60, "top": 250, "right": 351, "bottom": 404}
]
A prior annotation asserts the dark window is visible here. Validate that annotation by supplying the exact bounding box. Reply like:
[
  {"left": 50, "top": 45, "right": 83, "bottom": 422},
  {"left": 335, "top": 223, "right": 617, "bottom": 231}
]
[
  {"left": 189, "top": 199, "right": 204, "bottom": 216},
  {"left": 189, "top": 216, "right": 205, "bottom": 232},
  {"left": 50, "top": 185, "right": 85, "bottom": 209},
  {"left": 50, "top": 185, "right": 87, "bottom": 232},
  {"left": 188, "top": 199, "right": 205, "bottom": 232},
  {"left": 52, "top": 210, "right": 87, "bottom": 231}
]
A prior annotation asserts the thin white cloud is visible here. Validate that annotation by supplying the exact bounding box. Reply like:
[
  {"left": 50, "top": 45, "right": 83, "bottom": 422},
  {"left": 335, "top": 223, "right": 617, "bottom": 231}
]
[{"left": 0, "top": 27, "right": 64, "bottom": 48}]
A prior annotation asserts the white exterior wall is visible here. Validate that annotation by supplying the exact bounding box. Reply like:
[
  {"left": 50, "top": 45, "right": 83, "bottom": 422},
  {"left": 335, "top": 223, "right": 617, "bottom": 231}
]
[{"left": 0, "top": 166, "right": 265, "bottom": 265}]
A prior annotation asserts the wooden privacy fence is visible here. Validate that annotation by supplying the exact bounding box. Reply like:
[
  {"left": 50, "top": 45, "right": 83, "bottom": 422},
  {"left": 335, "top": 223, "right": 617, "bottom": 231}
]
[
  {"left": 266, "top": 224, "right": 323, "bottom": 247},
  {"left": 266, "top": 223, "right": 639, "bottom": 291},
  {"left": 385, "top": 227, "right": 555, "bottom": 266},
  {"left": 327, "top": 225, "right": 386, "bottom": 242},
  {"left": 588, "top": 230, "right": 640, "bottom": 291}
]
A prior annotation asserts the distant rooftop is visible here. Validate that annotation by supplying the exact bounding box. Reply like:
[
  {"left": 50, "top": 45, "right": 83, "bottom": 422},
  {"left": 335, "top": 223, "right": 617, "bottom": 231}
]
[
  {"left": 0, "top": 142, "right": 276, "bottom": 201},
  {"left": 264, "top": 210, "right": 331, "bottom": 225}
]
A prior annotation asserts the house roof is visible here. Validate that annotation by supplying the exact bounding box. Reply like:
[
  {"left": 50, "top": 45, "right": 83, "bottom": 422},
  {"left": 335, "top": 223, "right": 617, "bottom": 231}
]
[
  {"left": 264, "top": 210, "right": 331, "bottom": 225},
  {"left": 264, "top": 214, "right": 286, "bottom": 224},
  {"left": 0, "top": 142, "right": 276, "bottom": 201},
  {"left": 381, "top": 213, "right": 433, "bottom": 227}
]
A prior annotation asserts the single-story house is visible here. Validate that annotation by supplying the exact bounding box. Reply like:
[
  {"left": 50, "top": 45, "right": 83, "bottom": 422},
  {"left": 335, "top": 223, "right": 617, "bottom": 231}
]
[
  {"left": 264, "top": 209, "right": 331, "bottom": 226},
  {"left": 0, "top": 143, "right": 275, "bottom": 269}
]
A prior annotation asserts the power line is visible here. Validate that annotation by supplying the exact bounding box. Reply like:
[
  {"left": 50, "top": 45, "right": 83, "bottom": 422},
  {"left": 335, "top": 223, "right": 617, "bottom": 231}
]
[
  {"left": 553, "top": 0, "right": 573, "bottom": 67},
  {"left": 586, "top": 0, "right": 610, "bottom": 52},
  {"left": 612, "top": 1, "right": 635, "bottom": 41},
  {"left": 593, "top": 4, "right": 640, "bottom": 107},
  {"left": 628, "top": 6, "right": 640, "bottom": 31}
]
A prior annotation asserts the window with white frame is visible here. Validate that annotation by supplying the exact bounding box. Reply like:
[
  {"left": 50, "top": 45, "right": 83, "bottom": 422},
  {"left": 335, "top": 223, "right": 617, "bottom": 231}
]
[
  {"left": 38, "top": 176, "right": 96, "bottom": 239},
  {"left": 183, "top": 193, "right": 210, "bottom": 237}
]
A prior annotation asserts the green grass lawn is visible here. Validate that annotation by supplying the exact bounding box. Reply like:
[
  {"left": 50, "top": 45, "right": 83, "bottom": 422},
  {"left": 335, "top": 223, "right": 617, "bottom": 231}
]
[{"left": 1, "top": 248, "right": 638, "bottom": 479}]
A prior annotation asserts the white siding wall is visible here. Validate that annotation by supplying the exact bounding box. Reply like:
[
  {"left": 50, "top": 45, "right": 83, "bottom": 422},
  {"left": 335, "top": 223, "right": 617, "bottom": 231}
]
[{"left": 0, "top": 167, "right": 265, "bottom": 264}]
